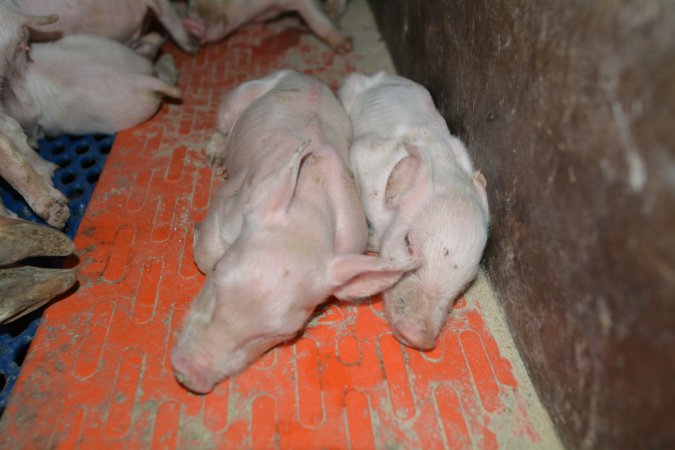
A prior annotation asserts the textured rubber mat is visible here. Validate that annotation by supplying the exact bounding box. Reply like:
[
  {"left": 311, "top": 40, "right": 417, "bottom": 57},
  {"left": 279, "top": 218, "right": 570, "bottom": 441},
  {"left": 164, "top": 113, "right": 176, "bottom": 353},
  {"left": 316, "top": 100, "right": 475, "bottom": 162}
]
[
  {"left": 0, "top": 5, "right": 547, "bottom": 449},
  {"left": 0, "top": 133, "right": 114, "bottom": 414}
]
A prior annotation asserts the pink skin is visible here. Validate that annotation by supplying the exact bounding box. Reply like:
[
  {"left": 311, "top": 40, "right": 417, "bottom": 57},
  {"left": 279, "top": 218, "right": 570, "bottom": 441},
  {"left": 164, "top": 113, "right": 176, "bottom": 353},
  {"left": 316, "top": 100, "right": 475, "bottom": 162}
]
[
  {"left": 171, "top": 70, "right": 416, "bottom": 394},
  {"left": 184, "top": 0, "right": 352, "bottom": 53},
  {"left": 15, "top": 0, "right": 198, "bottom": 54},
  {"left": 0, "top": 1, "right": 69, "bottom": 227},
  {"left": 339, "top": 72, "right": 490, "bottom": 350},
  {"left": 2, "top": 34, "right": 181, "bottom": 141}
]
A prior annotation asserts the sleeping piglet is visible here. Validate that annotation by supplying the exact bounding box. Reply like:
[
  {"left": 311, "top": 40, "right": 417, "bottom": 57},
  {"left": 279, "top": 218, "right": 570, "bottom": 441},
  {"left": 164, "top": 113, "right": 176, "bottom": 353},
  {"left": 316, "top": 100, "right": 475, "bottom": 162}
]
[
  {"left": 2, "top": 34, "right": 181, "bottom": 144},
  {"left": 339, "top": 71, "right": 490, "bottom": 350},
  {"left": 171, "top": 70, "right": 416, "bottom": 394},
  {"left": 15, "top": 0, "right": 197, "bottom": 53},
  {"left": 184, "top": 0, "right": 352, "bottom": 53}
]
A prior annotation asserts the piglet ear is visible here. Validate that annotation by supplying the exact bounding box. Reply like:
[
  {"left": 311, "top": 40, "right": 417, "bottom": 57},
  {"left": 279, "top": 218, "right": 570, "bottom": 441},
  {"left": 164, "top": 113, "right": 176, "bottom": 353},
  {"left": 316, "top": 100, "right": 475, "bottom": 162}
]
[
  {"left": 384, "top": 144, "right": 433, "bottom": 210},
  {"left": 328, "top": 254, "right": 421, "bottom": 301},
  {"left": 245, "top": 140, "right": 312, "bottom": 219},
  {"left": 473, "top": 170, "right": 487, "bottom": 189}
]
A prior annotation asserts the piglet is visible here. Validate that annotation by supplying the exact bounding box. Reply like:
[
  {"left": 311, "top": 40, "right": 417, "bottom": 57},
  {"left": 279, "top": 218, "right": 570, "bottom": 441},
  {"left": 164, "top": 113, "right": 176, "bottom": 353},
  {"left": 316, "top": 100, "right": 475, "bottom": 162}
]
[
  {"left": 0, "top": 1, "right": 70, "bottom": 227},
  {"left": 339, "top": 72, "right": 490, "bottom": 350},
  {"left": 171, "top": 70, "right": 416, "bottom": 394},
  {"left": 15, "top": 0, "right": 198, "bottom": 54},
  {"left": 184, "top": 0, "right": 352, "bottom": 53},
  {"left": 2, "top": 34, "right": 181, "bottom": 143}
]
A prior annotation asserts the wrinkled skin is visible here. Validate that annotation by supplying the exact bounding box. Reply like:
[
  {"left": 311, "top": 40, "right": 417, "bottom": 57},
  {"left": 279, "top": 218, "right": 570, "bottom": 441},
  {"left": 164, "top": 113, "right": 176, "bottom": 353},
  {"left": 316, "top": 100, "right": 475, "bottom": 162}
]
[
  {"left": 0, "top": 1, "right": 69, "bottom": 227},
  {"left": 2, "top": 34, "right": 181, "bottom": 142},
  {"left": 171, "top": 70, "right": 415, "bottom": 394},
  {"left": 184, "top": 0, "right": 352, "bottom": 53},
  {"left": 15, "top": 0, "right": 198, "bottom": 53},
  {"left": 339, "top": 72, "right": 490, "bottom": 350}
]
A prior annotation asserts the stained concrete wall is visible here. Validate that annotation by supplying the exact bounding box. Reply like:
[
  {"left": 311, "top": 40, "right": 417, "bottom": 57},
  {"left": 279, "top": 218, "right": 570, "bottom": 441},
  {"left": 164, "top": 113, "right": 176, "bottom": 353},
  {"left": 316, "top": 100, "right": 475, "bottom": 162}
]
[{"left": 367, "top": 1, "right": 675, "bottom": 448}]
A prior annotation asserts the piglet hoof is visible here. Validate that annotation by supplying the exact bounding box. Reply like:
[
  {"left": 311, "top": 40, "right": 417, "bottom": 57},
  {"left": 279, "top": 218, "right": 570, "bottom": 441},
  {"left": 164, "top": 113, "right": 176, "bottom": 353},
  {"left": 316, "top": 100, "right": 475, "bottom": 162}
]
[
  {"left": 204, "top": 131, "right": 228, "bottom": 168},
  {"left": 43, "top": 195, "right": 71, "bottom": 229},
  {"left": 333, "top": 36, "right": 353, "bottom": 54},
  {"left": 132, "top": 32, "right": 166, "bottom": 59},
  {"left": 183, "top": 16, "right": 206, "bottom": 43},
  {"left": 155, "top": 54, "right": 180, "bottom": 86},
  {"left": 185, "top": 35, "right": 201, "bottom": 55}
]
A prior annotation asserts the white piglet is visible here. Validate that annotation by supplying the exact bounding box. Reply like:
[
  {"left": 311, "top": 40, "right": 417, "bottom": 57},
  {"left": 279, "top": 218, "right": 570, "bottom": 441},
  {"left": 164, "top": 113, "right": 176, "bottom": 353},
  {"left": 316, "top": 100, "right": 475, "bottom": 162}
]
[
  {"left": 2, "top": 34, "right": 181, "bottom": 144},
  {"left": 0, "top": 1, "right": 69, "bottom": 227},
  {"left": 16, "top": 0, "right": 197, "bottom": 53},
  {"left": 171, "top": 70, "right": 415, "bottom": 394},
  {"left": 184, "top": 0, "right": 352, "bottom": 53},
  {"left": 339, "top": 71, "right": 490, "bottom": 350}
]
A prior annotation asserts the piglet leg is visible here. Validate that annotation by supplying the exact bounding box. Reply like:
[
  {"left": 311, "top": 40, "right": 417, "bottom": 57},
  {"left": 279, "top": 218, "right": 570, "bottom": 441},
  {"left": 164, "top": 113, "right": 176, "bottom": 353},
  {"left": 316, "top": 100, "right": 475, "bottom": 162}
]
[
  {"left": 155, "top": 53, "right": 180, "bottom": 86},
  {"left": 193, "top": 170, "right": 247, "bottom": 273},
  {"left": 0, "top": 113, "right": 57, "bottom": 180},
  {"left": 291, "top": 0, "right": 352, "bottom": 53},
  {"left": 153, "top": 0, "right": 200, "bottom": 54},
  {"left": 0, "top": 115, "right": 69, "bottom": 228},
  {"left": 131, "top": 32, "right": 166, "bottom": 59},
  {"left": 206, "top": 71, "right": 289, "bottom": 167}
]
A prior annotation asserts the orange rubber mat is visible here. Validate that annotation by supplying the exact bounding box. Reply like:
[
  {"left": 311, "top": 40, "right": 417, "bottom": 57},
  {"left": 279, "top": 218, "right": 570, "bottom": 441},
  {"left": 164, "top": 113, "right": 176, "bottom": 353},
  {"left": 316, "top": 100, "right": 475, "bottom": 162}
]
[{"left": 1, "top": 13, "right": 543, "bottom": 450}]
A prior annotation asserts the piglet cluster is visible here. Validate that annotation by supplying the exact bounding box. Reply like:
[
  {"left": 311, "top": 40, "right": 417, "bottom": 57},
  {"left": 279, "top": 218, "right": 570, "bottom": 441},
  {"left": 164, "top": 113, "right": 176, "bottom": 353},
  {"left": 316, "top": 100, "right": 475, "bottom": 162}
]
[
  {"left": 172, "top": 70, "right": 490, "bottom": 394},
  {"left": 0, "top": 0, "right": 183, "bottom": 228},
  {"left": 0, "top": 1, "right": 490, "bottom": 395},
  {"left": 0, "top": 0, "right": 351, "bottom": 228},
  {"left": 0, "top": 0, "right": 350, "bottom": 322}
]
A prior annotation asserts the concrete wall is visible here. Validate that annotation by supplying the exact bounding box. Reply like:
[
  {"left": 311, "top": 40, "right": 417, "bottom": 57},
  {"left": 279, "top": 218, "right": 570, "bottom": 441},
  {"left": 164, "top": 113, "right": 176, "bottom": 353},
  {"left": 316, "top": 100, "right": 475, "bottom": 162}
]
[{"left": 367, "top": 1, "right": 675, "bottom": 448}]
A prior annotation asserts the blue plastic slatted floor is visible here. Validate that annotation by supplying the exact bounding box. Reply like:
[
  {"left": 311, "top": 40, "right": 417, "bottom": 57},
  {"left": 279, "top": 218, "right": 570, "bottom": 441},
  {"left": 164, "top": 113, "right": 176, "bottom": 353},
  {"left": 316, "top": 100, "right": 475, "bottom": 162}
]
[{"left": 0, "top": 133, "right": 114, "bottom": 415}]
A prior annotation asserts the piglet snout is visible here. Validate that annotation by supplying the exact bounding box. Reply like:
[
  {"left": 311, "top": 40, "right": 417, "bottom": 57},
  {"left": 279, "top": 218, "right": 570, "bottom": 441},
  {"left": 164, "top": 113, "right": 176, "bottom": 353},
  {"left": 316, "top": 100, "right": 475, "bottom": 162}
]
[
  {"left": 171, "top": 349, "right": 217, "bottom": 395},
  {"left": 392, "top": 320, "right": 436, "bottom": 351}
]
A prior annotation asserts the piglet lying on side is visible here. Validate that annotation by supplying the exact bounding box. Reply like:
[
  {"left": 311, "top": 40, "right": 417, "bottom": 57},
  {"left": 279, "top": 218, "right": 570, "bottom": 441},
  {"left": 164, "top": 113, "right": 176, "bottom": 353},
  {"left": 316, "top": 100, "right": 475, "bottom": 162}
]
[
  {"left": 171, "top": 70, "right": 415, "bottom": 394},
  {"left": 184, "top": 0, "right": 352, "bottom": 53},
  {"left": 339, "top": 72, "right": 490, "bottom": 350},
  {"left": 16, "top": 0, "right": 197, "bottom": 53},
  {"left": 2, "top": 34, "right": 181, "bottom": 144}
]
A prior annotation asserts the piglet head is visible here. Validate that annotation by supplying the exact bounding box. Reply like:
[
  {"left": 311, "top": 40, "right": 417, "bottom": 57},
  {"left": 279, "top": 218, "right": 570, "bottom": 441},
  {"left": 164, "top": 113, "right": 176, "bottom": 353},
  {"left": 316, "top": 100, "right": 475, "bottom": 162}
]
[
  {"left": 0, "top": 1, "right": 57, "bottom": 79},
  {"left": 172, "top": 144, "right": 416, "bottom": 394},
  {"left": 380, "top": 144, "right": 490, "bottom": 350}
]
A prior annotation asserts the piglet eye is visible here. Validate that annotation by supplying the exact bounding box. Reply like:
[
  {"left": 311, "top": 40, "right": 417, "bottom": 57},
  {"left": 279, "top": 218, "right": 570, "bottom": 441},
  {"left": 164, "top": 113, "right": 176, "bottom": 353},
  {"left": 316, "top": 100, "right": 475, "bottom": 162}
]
[{"left": 404, "top": 232, "right": 413, "bottom": 255}]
